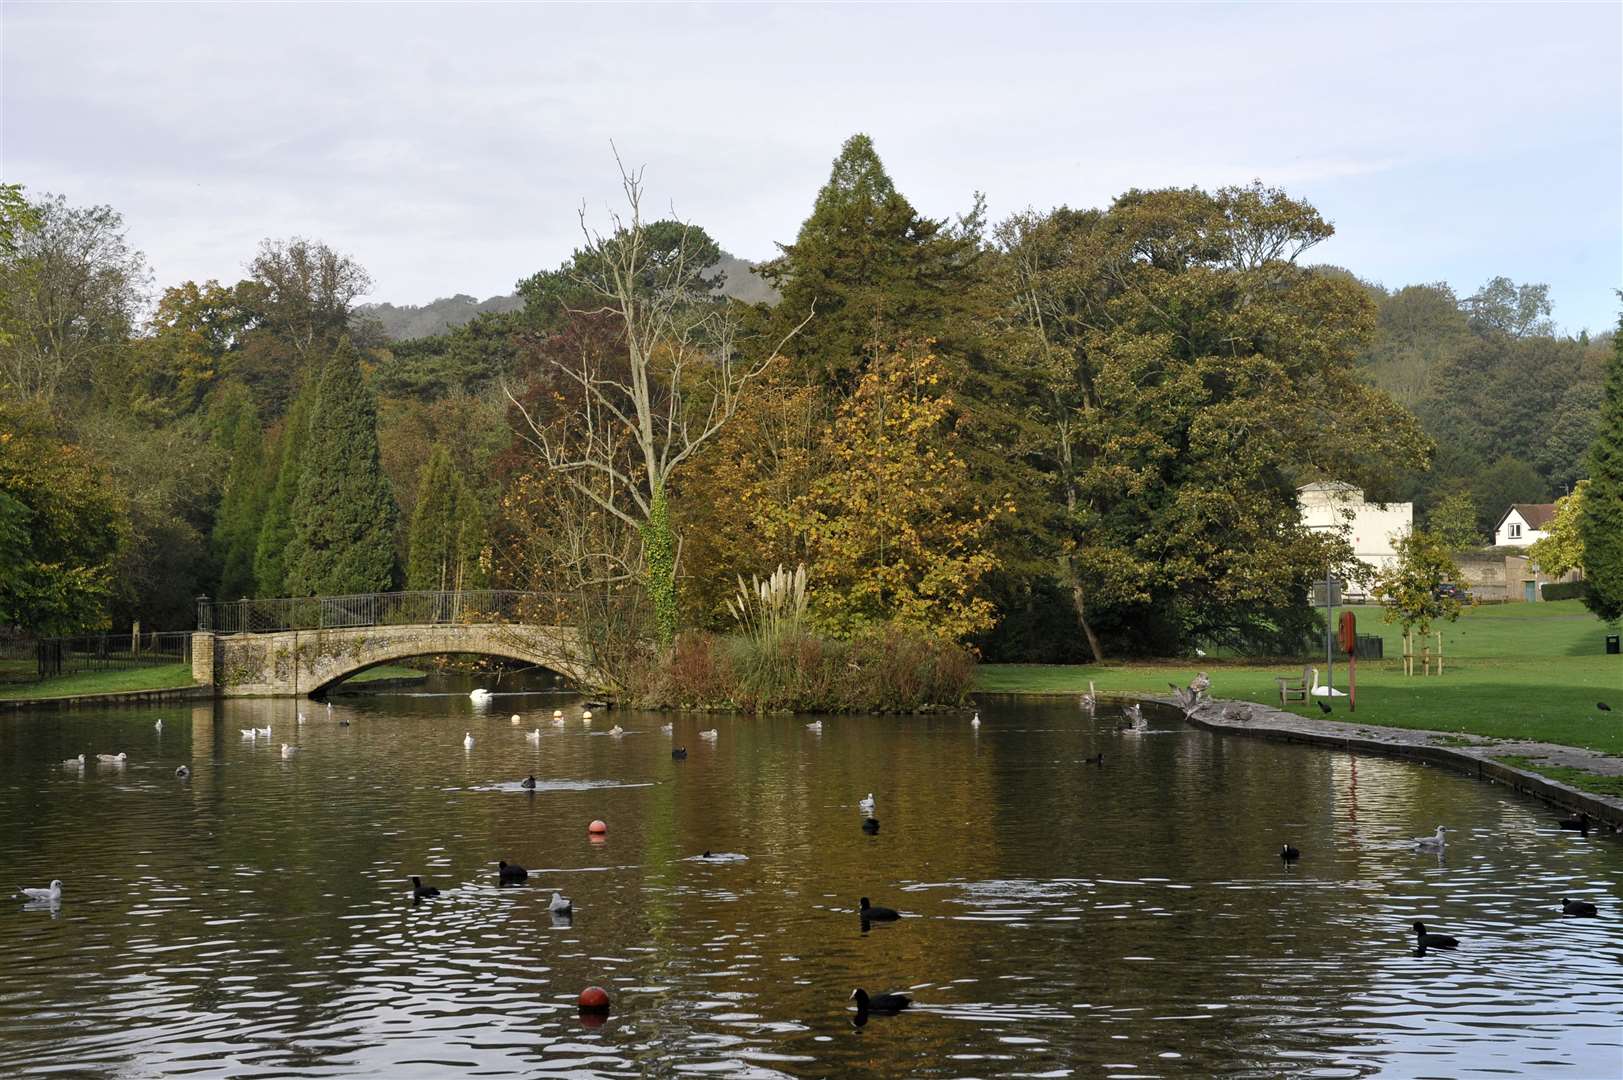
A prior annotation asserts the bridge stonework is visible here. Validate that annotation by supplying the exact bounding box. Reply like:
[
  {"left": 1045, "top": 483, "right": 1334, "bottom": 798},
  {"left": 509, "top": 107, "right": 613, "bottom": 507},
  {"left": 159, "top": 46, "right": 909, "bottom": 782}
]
[{"left": 191, "top": 623, "right": 593, "bottom": 697}]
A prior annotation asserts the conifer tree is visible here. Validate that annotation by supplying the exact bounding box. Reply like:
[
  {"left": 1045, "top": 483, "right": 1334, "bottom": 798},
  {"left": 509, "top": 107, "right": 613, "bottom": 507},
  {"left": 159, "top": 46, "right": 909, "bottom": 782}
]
[
  {"left": 1579, "top": 316, "right": 1623, "bottom": 623},
  {"left": 210, "top": 386, "right": 268, "bottom": 598},
  {"left": 253, "top": 379, "right": 315, "bottom": 595},
  {"left": 405, "top": 446, "right": 462, "bottom": 590},
  {"left": 286, "top": 338, "right": 398, "bottom": 594}
]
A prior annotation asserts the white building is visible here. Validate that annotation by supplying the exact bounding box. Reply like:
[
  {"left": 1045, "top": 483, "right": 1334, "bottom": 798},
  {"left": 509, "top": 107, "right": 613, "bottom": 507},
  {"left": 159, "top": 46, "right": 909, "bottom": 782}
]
[
  {"left": 1493, "top": 504, "right": 1555, "bottom": 547},
  {"left": 1297, "top": 482, "right": 1413, "bottom": 585}
]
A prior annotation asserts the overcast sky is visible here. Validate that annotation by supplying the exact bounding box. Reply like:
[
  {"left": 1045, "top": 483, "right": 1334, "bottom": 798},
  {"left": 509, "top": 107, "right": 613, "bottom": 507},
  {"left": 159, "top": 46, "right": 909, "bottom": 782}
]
[{"left": 4, "top": 3, "right": 1619, "bottom": 332}]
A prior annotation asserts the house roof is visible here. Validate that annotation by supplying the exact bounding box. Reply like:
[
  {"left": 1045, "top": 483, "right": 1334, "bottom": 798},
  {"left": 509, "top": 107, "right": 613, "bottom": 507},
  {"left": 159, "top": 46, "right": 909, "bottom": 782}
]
[{"left": 1495, "top": 503, "right": 1558, "bottom": 532}]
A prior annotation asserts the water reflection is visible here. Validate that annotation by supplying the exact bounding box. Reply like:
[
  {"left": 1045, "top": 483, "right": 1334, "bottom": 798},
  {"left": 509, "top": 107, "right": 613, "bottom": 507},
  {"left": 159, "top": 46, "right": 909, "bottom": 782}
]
[{"left": 0, "top": 687, "right": 1619, "bottom": 1078}]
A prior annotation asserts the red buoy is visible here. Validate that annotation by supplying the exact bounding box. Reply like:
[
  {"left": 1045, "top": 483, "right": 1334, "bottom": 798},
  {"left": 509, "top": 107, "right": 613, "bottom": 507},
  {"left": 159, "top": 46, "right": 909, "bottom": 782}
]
[
  {"left": 588, "top": 819, "right": 608, "bottom": 834},
  {"left": 578, "top": 985, "right": 611, "bottom": 1013}
]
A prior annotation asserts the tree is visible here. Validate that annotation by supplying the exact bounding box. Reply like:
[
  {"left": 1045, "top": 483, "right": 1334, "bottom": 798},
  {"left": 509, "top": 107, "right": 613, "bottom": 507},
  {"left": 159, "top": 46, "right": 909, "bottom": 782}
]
[
  {"left": 1426, "top": 490, "right": 1481, "bottom": 551},
  {"left": 286, "top": 339, "right": 399, "bottom": 595},
  {"left": 120, "top": 280, "right": 253, "bottom": 422},
  {"left": 1378, "top": 528, "right": 1464, "bottom": 674},
  {"left": 253, "top": 380, "right": 315, "bottom": 595},
  {"left": 1472, "top": 454, "right": 1547, "bottom": 536},
  {"left": 1579, "top": 318, "right": 1623, "bottom": 622},
  {"left": 405, "top": 446, "right": 465, "bottom": 590},
  {"left": 0, "top": 193, "right": 148, "bottom": 408},
  {"left": 1464, "top": 276, "right": 1553, "bottom": 339},
  {"left": 0, "top": 402, "right": 124, "bottom": 634},
  {"left": 507, "top": 161, "right": 808, "bottom": 645},
  {"left": 210, "top": 387, "right": 269, "bottom": 598},
  {"left": 1528, "top": 481, "right": 1586, "bottom": 579}
]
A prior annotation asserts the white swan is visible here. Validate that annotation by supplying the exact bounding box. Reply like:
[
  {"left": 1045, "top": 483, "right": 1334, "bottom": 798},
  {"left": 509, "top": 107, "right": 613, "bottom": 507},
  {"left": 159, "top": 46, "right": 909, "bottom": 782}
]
[
  {"left": 469, "top": 688, "right": 492, "bottom": 702},
  {"left": 1413, "top": 826, "right": 1447, "bottom": 852},
  {"left": 280, "top": 743, "right": 298, "bottom": 758},
  {"left": 1308, "top": 668, "right": 1347, "bottom": 698},
  {"left": 463, "top": 732, "right": 475, "bottom": 749},
  {"left": 19, "top": 880, "right": 62, "bottom": 902},
  {"left": 96, "top": 752, "right": 127, "bottom": 763}
]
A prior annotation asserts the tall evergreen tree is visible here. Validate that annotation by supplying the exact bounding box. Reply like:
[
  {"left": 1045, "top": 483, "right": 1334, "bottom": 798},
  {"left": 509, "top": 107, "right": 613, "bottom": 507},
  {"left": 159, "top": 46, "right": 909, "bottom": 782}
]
[
  {"left": 253, "top": 379, "right": 315, "bottom": 595},
  {"left": 405, "top": 446, "right": 463, "bottom": 590},
  {"left": 210, "top": 386, "right": 268, "bottom": 598},
  {"left": 1579, "top": 317, "right": 1623, "bottom": 623},
  {"left": 286, "top": 338, "right": 398, "bottom": 595}
]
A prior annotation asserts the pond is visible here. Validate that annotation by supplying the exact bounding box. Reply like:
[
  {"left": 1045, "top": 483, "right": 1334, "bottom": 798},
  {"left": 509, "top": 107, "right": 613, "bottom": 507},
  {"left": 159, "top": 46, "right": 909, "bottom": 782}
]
[{"left": 2, "top": 684, "right": 1619, "bottom": 1078}]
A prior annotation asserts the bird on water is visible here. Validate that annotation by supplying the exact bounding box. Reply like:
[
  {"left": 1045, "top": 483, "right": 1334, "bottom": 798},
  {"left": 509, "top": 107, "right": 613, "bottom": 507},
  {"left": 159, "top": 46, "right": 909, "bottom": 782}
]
[
  {"left": 1561, "top": 897, "right": 1597, "bottom": 917},
  {"left": 1412, "top": 921, "right": 1458, "bottom": 949},
  {"left": 1412, "top": 826, "right": 1447, "bottom": 852},
  {"left": 861, "top": 817, "right": 880, "bottom": 834},
  {"left": 498, "top": 860, "right": 528, "bottom": 884},
  {"left": 859, "top": 897, "right": 901, "bottom": 921},
  {"left": 1280, "top": 843, "right": 1300, "bottom": 863},
  {"left": 850, "top": 988, "right": 911, "bottom": 1014},
  {"left": 409, "top": 876, "right": 439, "bottom": 900}
]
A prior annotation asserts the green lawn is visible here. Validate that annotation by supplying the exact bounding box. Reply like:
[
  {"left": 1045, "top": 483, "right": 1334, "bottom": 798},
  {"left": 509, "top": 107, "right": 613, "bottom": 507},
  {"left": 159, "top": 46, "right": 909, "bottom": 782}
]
[
  {"left": 341, "top": 663, "right": 429, "bottom": 686},
  {"left": 0, "top": 664, "right": 198, "bottom": 701},
  {"left": 978, "top": 601, "right": 1623, "bottom": 755}
]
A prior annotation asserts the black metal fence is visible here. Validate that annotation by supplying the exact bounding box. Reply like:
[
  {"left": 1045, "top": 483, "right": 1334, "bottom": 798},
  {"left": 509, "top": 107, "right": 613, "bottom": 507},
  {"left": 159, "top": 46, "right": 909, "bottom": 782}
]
[
  {"left": 0, "top": 631, "right": 193, "bottom": 683},
  {"left": 197, "top": 590, "right": 578, "bottom": 634}
]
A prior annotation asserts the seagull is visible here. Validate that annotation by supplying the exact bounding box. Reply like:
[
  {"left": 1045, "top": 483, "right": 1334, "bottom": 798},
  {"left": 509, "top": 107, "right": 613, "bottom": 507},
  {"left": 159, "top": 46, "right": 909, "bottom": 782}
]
[
  {"left": 326, "top": 701, "right": 333, "bottom": 715},
  {"left": 660, "top": 722, "right": 673, "bottom": 734},
  {"left": 700, "top": 728, "right": 718, "bottom": 741},
  {"left": 1195, "top": 647, "right": 1207, "bottom": 658},
  {"left": 549, "top": 891, "right": 572, "bottom": 915},
  {"left": 281, "top": 743, "right": 298, "bottom": 758},
  {"left": 1081, "top": 681, "right": 1097, "bottom": 713},
  {"left": 806, "top": 720, "right": 823, "bottom": 732},
  {"left": 1413, "top": 826, "right": 1447, "bottom": 852},
  {"left": 469, "top": 688, "right": 492, "bottom": 701},
  {"left": 409, "top": 876, "right": 439, "bottom": 900},
  {"left": 241, "top": 728, "right": 257, "bottom": 739},
  {"left": 463, "top": 732, "right": 474, "bottom": 749},
  {"left": 61, "top": 754, "right": 85, "bottom": 767},
  {"left": 609, "top": 724, "right": 624, "bottom": 736},
  {"left": 971, "top": 710, "right": 980, "bottom": 728},
  {"left": 526, "top": 728, "right": 541, "bottom": 742},
  {"left": 175, "top": 765, "right": 191, "bottom": 779},
  {"left": 256, "top": 725, "right": 271, "bottom": 737},
  {"left": 1169, "top": 683, "right": 1205, "bottom": 716},
  {"left": 297, "top": 711, "right": 306, "bottom": 725},
  {"left": 552, "top": 715, "right": 566, "bottom": 728},
  {"left": 96, "top": 752, "right": 127, "bottom": 763},
  {"left": 859, "top": 792, "right": 876, "bottom": 813},
  {"left": 1120, "top": 704, "right": 1146, "bottom": 732},
  {"left": 154, "top": 718, "right": 162, "bottom": 731},
  {"left": 18, "top": 880, "right": 62, "bottom": 902}
]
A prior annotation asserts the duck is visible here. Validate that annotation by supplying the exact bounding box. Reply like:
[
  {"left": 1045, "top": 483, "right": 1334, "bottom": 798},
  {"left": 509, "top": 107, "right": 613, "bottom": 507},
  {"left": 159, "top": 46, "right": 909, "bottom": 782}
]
[
  {"left": 1280, "top": 843, "right": 1301, "bottom": 863},
  {"left": 1120, "top": 704, "right": 1146, "bottom": 732},
  {"left": 409, "top": 876, "right": 440, "bottom": 900},
  {"left": 1557, "top": 812, "right": 1591, "bottom": 834},
  {"left": 463, "top": 732, "right": 474, "bottom": 749},
  {"left": 1190, "top": 671, "right": 1211, "bottom": 695},
  {"left": 281, "top": 743, "right": 298, "bottom": 758},
  {"left": 859, "top": 793, "right": 876, "bottom": 813},
  {"left": 806, "top": 720, "right": 823, "bottom": 732},
  {"left": 609, "top": 725, "right": 624, "bottom": 737},
  {"left": 1561, "top": 897, "right": 1598, "bottom": 917},
  {"left": 1412, "top": 826, "right": 1447, "bottom": 852},
  {"left": 1082, "top": 752, "right": 1104, "bottom": 766},
  {"left": 526, "top": 729, "right": 541, "bottom": 742},
  {"left": 1222, "top": 703, "right": 1253, "bottom": 722},
  {"left": 497, "top": 860, "right": 528, "bottom": 884},
  {"left": 469, "top": 688, "right": 492, "bottom": 701},
  {"left": 850, "top": 988, "right": 911, "bottom": 1014},
  {"left": 700, "top": 728, "right": 718, "bottom": 741},
  {"left": 521, "top": 775, "right": 538, "bottom": 789},
  {"left": 96, "top": 752, "right": 127, "bottom": 764},
  {"left": 861, "top": 817, "right": 880, "bottom": 834},
  {"left": 18, "top": 880, "right": 63, "bottom": 902},
  {"left": 971, "top": 710, "right": 981, "bottom": 728},
  {"left": 1412, "top": 921, "right": 1458, "bottom": 949},
  {"left": 175, "top": 765, "right": 191, "bottom": 779},
  {"left": 61, "top": 754, "right": 85, "bottom": 767},
  {"left": 338, "top": 717, "right": 351, "bottom": 727},
  {"left": 858, "top": 896, "right": 901, "bottom": 921},
  {"left": 549, "top": 891, "right": 572, "bottom": 915},
  {"left": 1081, "top": 681, "right": 1097, "bottom": 712},
  {"left": 671, "top": 747, "right": 687, "bottom": 759}
]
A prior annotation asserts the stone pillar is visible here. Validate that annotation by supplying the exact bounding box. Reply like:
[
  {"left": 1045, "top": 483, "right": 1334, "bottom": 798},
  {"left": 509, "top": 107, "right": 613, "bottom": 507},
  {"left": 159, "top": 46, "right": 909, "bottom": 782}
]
[{"left": 191, "top": 631, "right": 216, "bottom": 690}]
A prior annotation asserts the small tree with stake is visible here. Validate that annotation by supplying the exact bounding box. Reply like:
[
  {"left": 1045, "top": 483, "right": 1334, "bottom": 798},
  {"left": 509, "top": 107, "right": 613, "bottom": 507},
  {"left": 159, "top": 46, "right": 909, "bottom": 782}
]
[{"left": 1378, "top": 528, "right": 1464, "bottom": 675}]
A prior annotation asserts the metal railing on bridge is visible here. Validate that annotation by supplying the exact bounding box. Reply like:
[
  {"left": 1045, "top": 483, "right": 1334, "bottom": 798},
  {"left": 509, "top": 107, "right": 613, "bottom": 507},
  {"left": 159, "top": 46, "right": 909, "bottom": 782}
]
[{"left": 196, "top": 590, "right": 578, "bottom": 634}]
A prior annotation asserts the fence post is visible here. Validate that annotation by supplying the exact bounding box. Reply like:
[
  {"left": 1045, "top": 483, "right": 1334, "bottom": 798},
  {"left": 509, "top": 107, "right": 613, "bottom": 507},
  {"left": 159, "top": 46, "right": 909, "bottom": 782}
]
[{"left": 196, "top": 594, "right": 211, "bottom": 631}]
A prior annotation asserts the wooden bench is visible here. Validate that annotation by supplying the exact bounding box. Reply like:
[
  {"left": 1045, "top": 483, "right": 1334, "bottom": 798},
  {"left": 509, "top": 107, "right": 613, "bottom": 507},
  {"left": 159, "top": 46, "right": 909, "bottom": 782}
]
[{"left": 1276, "top": 665, "right": 1311, "bottom": 705}]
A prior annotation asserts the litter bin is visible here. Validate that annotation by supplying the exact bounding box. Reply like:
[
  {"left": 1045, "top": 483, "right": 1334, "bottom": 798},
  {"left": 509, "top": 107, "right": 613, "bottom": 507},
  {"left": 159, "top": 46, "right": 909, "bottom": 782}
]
[{"left": 1608, "top": 635, "right": 1620, "bottom": 655}]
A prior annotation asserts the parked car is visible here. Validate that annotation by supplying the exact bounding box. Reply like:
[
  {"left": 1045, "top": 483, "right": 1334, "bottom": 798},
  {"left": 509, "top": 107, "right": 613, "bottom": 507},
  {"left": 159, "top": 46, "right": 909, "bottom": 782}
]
[{"left": 1432, "top": 582, "right": 1470, "bottom": 601}]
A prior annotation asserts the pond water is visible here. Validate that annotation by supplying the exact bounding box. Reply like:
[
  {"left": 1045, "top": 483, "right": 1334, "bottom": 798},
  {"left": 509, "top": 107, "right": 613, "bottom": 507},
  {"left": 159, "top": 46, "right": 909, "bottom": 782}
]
[{"left": 1, "top": 683, "right": 1619, "bottom": 1079}]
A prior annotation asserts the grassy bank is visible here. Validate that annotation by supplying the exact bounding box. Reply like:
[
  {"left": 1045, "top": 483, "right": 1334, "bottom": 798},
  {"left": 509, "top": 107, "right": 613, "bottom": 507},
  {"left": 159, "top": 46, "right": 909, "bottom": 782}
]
[
  {"left": 341, "top": 663, "right": 430, "bottom": 686},
  {"left": 0, "top": 664, "right": 198, "bottom": 701},
  {"left": 979, "top": 601, "right": 1622, "bottom": 756}
]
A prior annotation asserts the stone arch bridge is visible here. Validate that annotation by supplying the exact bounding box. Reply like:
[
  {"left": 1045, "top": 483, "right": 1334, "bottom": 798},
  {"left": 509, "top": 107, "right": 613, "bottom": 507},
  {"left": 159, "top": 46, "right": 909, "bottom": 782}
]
[{"left": 190, "top": 590, "right": 598, "bottom": 697}]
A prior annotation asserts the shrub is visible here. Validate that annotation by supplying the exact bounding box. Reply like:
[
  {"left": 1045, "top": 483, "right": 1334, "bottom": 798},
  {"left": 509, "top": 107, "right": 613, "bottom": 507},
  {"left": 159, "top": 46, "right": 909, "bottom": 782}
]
[{"left": 1540, "top": 580, "right": 1590, "bottom": 602}]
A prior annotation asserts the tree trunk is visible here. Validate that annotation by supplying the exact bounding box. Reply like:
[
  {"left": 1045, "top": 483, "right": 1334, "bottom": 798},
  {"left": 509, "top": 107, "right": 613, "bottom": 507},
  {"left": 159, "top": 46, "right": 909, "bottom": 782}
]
[
  {"left": 1066, "top": 569, "right": 1106, "bottom": 662},
  {"left": 642, "top": 485, "right": 679, "bottom": 647}
]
